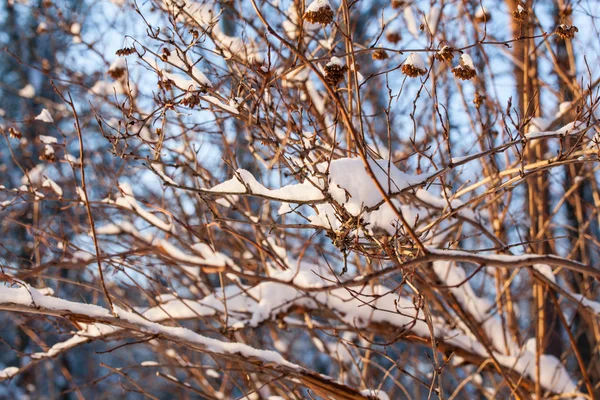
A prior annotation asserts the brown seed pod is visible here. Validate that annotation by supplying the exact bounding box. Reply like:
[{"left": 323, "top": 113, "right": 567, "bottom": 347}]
[
  {"left": 474, "top": 7, "right": 491, "bottom": 23},
  {"left": 181, "top": 93, "right": 201, "bottom": 109},
  {"left": 435, "top": 46, "right": 455, "bottom": 62},
  {"left": 108, "top": 60, "right": 126, "bottom": 80},
  {"left": 512, "top": 4, "right": 528, "bottom": 21},
  {"left": 401, "top": 53, "right": 427, "bottom": 77},
  {"left": 556, "top": 24, "right": 578, "bottom": 40},
  {"left": 40, "top": 145, "right": 56, "bottom": 163},
  {"left": 559, "top": 4, "right": 573, "bottom": 19},
  {"left": 386, "top": 31, "right": 402, "bottom": 44},
  {"left": 324, "top": 57, "right": 348, "bottom": 86},
  {"left": 161, "top": 48, "right": 172, "bottom": 62},
  {"left": 372, "top": 49, "right": 389, "bottom": 60},
  {"left": 8, "top": 127, "right": 22, "bottom": 139},
  {"left": 473, "top": 92, "right": 485, "bottom": 108},
  {"left": 391, "top": 0, "right": 406, "bottom": 9},
  {"left": 452, "top": 54, "right": 477, "bottom": 81},
  {"left": 303, "top": 0, "right": 334, "bottom": 25},
  {"left": 115, "top": 46, "right": 136, "bottom": 57}
]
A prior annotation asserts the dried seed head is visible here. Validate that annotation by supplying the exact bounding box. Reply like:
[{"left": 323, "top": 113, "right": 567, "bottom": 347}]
[
  {"left": 108, "top": 68, "right": 125, "bottom": 80},
  {"left": 391, "top": 0, "right": 406, "bottom": 9},
  {"left": 452, "top": 54, "right": 477, "bottom": 81},
  {"left": 556, "top": 24, "right": 578, "bottom": 40},
  {"left": 435, "top": 46, "right": 455, "bottom": 62},
  {"left": 8, "top": 127, "right": 22, "bottom": 139},
  {"left": 108, "top": 59, "right": 126, "bottom": 80},
  {"left": 159, "top": 77, "right": 174, "bottom": 91},
  {"left": 189, "top": 28, "right": 199, "bottom": 40},
  {"left": 303, "top": 0, "right": 334, "bottom": 25},
  {"left": 474, "top": 7, "right": 491, "bottom": 23},
  {"left": 372, "top": 49, "right": 389, "bottom": 60},
  {"left": 115, "top": 46, "right": 136, "bottom": 57},
  {"left": 559, "top": 4, "right": 573, "bottom": 19},
  {"left": 40, "top": 144, "right": 56, "bottom": 163},
  {"left": 512, "top": 4, "right": 528, "bottom": 21},
  {"left": 324, "top": 56, "right": 348, "bottom": 86},
  {"left": 473, "top": 92, "right": 485, "bottom": 108},
  {"left": 161, "top": 48, "right": 171, "bottom": 62},
  {"left": 36, "top": 22, "right": 48, "bottom": 34},
  {"left": 181, "top": 93, "right": 201, "bottom": 109},
  {"left": 41, "top": 59, "right": 51, "bottom": 72},
  {"left": 401, "top": 53, "right": 427, "bottom": 77},
  {"left": 386, "top": 31, "right": 401, "bottom": 44}
]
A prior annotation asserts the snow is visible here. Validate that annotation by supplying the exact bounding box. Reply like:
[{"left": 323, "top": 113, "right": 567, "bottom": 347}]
[
  {"left": 112, "top": 183, "right": 174, "bottom": 232},
  {"left": 0, "top": 367, "right": 19, "bottom": 379},
  {"left": 209, "top": 157, "right": 478, "bottom": 236},
  {"left": 90, "top": 80, "right": 129, "bottom": 96},
  {"left": 21, "top": 164, "right": 45, "bottom": 185},
  {"left": 534, "top": 265, "right": 600, "bottom": 314},
  {"left": 39, "top": 135, "right": 57, "bottom": 144},
  {"left": 326, "top": 56, "right": 343, "bottom": 68},
  {"left": 360, "top": 389, "right": 390, "bottom": 400},
  {"left": 404, "top": 7, "right": 420, "bottom": 39},
  {"left": 97, "top": 221, "right": 233, "bottom": 271},
  {"left": 424, "top": 6, "right": 441, "bottom": 35},
  {"left": 206, "top": 369, "right": 220, "bottom": 378},
  {"left": 434, "top": 260, "right": 517, "bottom": 354},
  {"left": 109, "top": 58, "right": 126, "bottom": 72},
  {"left": 76, "top": 186, "right": 87, "bottom": 203},
  {"left": 70, "top": 23, "right": 81, "bottom": 35},
  {"left": 18, "top": 84, "right": 35, "bottom": 98},
  {"left": 495, "top": 339, "right": 577, "bottom": 394},
  {"left": 162, "top": 72, "right": 199, "bottom": 91},
  {"left": 283, "top": 3, "right": 319, "bottom": 40},
  {"left": 202, "top": 95, "right": 239, "bottom": 114},
  {"left": 42, "top": 144, "right": 55, "bottom": 157},
  {"left": 525, "top": 121, "right": 585, "bottom": 139},
  {"left": 209, "top": 169, "right": 323, "bottom": 202},
  {"left": 405, "top": 53, "right": 426, "bottom": 70},
  {"left": 0, "top": 282, "right": 303, "bottom": 372},
  {"left": 459, "top": 53, "right": 475, "bottom": 69},
  {"left": 42, "top": 178, "right": 63, "bottom": 197},
  {"left": 432, "top": 259, "right": 580, "bottom": 395},
  {"left": 0, "top": 250, "right": 584, "bottom": 396},
  {"left": 306, "top": 0, "right": 331, "bottom": 13},
  {"left": 35, "top": 109, "right": 54, "bottom": 123}
]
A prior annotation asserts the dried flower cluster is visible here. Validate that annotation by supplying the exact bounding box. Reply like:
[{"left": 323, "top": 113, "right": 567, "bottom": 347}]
[
  {"left": 181, "top": 93, "right": 201, "bottom": 108},
  {"left": 391, "top": 0, "right": 407, "bottom": 9},
  {"left": 435, "top": 46, "right": 455, "bottom": 62},
  {"left": 115, "top": 46, "right": 135, "bottom": 56},
  {"left": 160, "top": 48, "right": 171, "bottom": 62},
  {"left": 324, "top": 57, "right": 348, "bottom": 86},
  {"left": 556, "top": 24, "right": 578, "bottom": 39},
  {"left": 3, "top": 1, "right": 600, "bottom": 400},
  {"left": 401, "top": 53, "right": 427, "bottom": 77},
  {"left": 474, "top": 7, "right": 491, "bottom": 23},
  {"left": 473, "top": 92, "right": 485, "bottom": 108},
  {"left": 452, "top": 54, "right": 477, "bottom": 80},
  {"left": 39, "top": 144, "right": 56, "bottom": 162},
  {"left": 372, "top": 48, "right": 389, "bottom": 60},
  {"left": 8, "top": 127, "right": 21, "bottom": 139},
  {"left": 108, "top": 65, "right": 126, "bottom": 80},
  {"left": 303, "top": 0, "right": 334, "bottom": 25},
  {"left": 512, "top": 4, "right": 528, "bottom": 21},
  {"left": 386, "top": 31, "right": 401, "bottom": 44}
]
